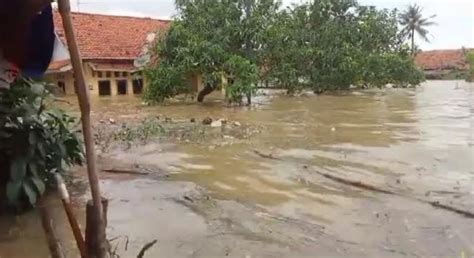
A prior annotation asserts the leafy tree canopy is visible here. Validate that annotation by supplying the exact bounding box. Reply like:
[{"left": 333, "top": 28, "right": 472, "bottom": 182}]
[{"left": 145, "top": 0, "right": 424, "bottom": 103}]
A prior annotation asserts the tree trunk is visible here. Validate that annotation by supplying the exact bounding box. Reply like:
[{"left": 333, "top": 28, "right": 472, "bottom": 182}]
[
  {"left": 411, "top": 29, "right": 415, "bottom": 56},
  {"left": 197, "top": 84, "right": 214, "bottom": 102},
  {"left": 244, "top": 0, "right": 253, "bottom": 59}
]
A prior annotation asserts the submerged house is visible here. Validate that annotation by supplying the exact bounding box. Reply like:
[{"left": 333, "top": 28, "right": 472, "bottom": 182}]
[
  {"left": 46, "top": 11, "right": 170, "bottom": 96},
  {"left": 415, "top": 49, "right": 471, "bottom": 79}
]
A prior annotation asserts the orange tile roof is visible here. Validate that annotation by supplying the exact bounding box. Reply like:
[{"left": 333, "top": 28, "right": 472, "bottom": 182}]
[
  {"left": 415, "top": 49, "right": 471, "bottom": 71},
  {"left": 53, "top": 10, "right": 170, "bottom": 60}
]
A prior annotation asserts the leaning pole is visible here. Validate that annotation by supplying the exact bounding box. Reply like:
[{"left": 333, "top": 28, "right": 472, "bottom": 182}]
[{"left": 57, "top": 0, "right": 108, "bottom": 257}]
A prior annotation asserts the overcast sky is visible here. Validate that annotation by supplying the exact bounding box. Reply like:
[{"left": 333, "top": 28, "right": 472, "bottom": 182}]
[{"left": 68, "top": 0, "right": 473, "bottom": 50}]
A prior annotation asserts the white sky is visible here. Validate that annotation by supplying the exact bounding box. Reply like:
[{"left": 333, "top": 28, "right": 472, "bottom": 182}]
[{"left": 69, "top": 0, "right": 473, "bottom": 50}]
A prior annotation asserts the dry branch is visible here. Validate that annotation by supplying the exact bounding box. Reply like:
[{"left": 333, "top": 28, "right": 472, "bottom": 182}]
[
  {"left": 102, "top": 169, "right": 150, "bottom": 176},
  {"left": 137, "top": 240, "right": 158, "bottom": 258},
  {"left": 314, "top": 171, "right": 395, "bottom": 195},
  {"left": 253, "top": 150, "right": 281, "bottom": 160}
]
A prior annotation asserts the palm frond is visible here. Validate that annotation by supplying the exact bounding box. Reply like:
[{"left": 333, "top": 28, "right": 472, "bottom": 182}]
[
  {"left": 419, "top": 18, "right": 437, "bottom": 26},
  {"left": 415, "top": 27, "right": 430, "bottom": 42}
]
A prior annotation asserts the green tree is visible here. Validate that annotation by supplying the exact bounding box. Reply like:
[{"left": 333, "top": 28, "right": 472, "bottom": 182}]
[
  {"left": 262, "top": 5, "right": 312, "bottom": 93},
  {"left": 264, "top": 0, "right": 423, "bottom": 93},
  {"left": 399, "top": 4, "right": 436, "bottom": 54},
  {"left": 146, "top": 0, "right": 424, "bottom": 102},
  {"left": 146, "top": 0, "right": 280, "bottom": 104}
]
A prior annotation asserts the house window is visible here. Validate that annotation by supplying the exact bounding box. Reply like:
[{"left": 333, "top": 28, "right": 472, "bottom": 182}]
[
  {"left": 98, "top": 80, "right": 111, "bottom": 96},
  {"left": 106, "top": 71, "right": 111, "bottom": 78},
  {"left": 114, "top": 72, "right": 121, "bottom": 78},
  {"left": 122, "top": 72, "right": 128, "bottom": 77},
  {"left": 58, "top": 81, "right": 66, "bottom": 94},
  {"left": 117, "top": 80, "right": 127, "bottom": 95},
  {"left": 132, "top": 79, "right": 143, "bottom": 94},
  {"left": 98, "top": 71, "right": 103, "bottom": 78}
]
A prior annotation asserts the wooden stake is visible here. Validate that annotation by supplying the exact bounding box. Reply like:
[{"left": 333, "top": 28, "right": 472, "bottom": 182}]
[
  {"left": 38, "top": 198, "right": 66, "bottom": 258},
  {"left": 55, "top": 174, "right": 88, "bottom": 258},
  {"left": 56, "top": 0, "right": 107, "bottom": 257},
  {"left": 86, "top": 198, "right": 109, "bottom": 258}
]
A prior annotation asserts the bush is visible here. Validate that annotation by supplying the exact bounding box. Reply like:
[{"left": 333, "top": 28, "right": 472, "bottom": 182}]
[
  {"left": 0, "top": 78, "right": 83, "bottom": 211},
  {"left": 467, "top": 51, "right": 474, "bottom": 82},
  {"left": 144, "top": 62, "right": 189, "bottom": 103},
  {"left": 224, "top": 55, "right": 258, "bottom": 103}
]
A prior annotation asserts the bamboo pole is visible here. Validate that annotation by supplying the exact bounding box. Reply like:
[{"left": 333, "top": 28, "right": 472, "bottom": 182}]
[
  {"left": 55, "top": 174, "right": 88, "bottom": 258},
  {"left": 86, "top": 198, "right": 109, "bottom": 257},
  {"left": 38, "top": 198, "right": 66, "bottom": 258},
  {"left": 56, "top": 1, "right": 107, "bottom": 257}
]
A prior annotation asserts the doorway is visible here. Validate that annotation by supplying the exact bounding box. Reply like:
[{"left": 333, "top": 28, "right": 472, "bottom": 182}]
[
  {"left": 57, "top": 81, "right": 66, "bottom": 94},
  {"left": 117, "top": 80, "right": 127, "bottom": 95},
  {"left": 98, "top": 80, "right": 111, "bottom": 96},
  {"left": 132, "top": 79, "right": 143, "bottom": 94}
]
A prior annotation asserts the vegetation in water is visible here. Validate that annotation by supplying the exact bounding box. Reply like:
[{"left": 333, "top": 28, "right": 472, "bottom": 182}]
[
  {"left": 145, "top": 0, "right": 276, "bottom": 104},
  {"left": 145, "top": 0, "right": 424, "bottom": 103},
  {"left": 93, "top": 115, "right": 262, "bottom": 155},
  {"left": 467, "top": 50, "right": 474, "bottom": 82},
  {"left": 0, "top": 78, "right": 83, "bottom": 211},
  {"left": 95, "top": 118, "right": 166, "bottom": 151},
  {"left": 265, "top": 1, "right": 424, "bottom": 92}
]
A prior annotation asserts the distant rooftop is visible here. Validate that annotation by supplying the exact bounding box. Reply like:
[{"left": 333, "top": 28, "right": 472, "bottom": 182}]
[
  {"left": 53, "top": 10, "right": 170, "bottom": 60},
  {"left": 415, "top": 49, "right": 471, "bottom": 71}
]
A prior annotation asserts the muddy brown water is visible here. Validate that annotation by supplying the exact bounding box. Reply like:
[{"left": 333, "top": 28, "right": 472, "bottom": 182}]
[{"left": 1, "top": 80, "right": 473, "bottom": 257}]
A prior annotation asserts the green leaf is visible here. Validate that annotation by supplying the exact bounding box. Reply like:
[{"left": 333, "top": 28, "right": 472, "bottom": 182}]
[
  {"left": 6, "top": 181, "right": 22, "bottom": 205},
  {"left": 23, "top": 181, "right": 38, "bottom": 206},
  {"left": 10, "top": 158, "right": 27, "bottom": 182},
  {"left": 30, "top": 176, "right": 46, "bottom": 195}
]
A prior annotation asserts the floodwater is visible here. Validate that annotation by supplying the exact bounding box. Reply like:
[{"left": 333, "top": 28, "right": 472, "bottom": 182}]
[{"left": 1, "top": 80, "right": 473, "bottom": 257}]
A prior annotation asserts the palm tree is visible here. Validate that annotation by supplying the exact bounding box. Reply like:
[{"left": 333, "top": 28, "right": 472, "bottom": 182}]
[{"left": 399, "top": 4, "right": 436, "bottom": 54}]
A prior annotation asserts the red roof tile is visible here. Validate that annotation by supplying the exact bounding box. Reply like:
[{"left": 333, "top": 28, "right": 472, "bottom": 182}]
[
  {"left": 415, "top": 49, "right": 471, "bottom": 71},
  {"left": 53, "top": 10, "right": 170, "bottom": 60}
]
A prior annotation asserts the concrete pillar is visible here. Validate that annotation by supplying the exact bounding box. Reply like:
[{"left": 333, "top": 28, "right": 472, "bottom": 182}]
[
  {"left": 127, "top": 76, "right": 133, "bottom": 95},
  {"left": 65, "top": 73, "right": 75, "bottom": 95},
  {"left": 221, "top": 73, "right": 228, "bottom": 99},
  {"left": 196, "top": 73, "right": 204, "bottom": 92},
  {"left": 89, "top": 77, "right": 99, "bottom": 97},
  {"left": 111, "top": 79, "right": 118, "bottom": 96}
]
